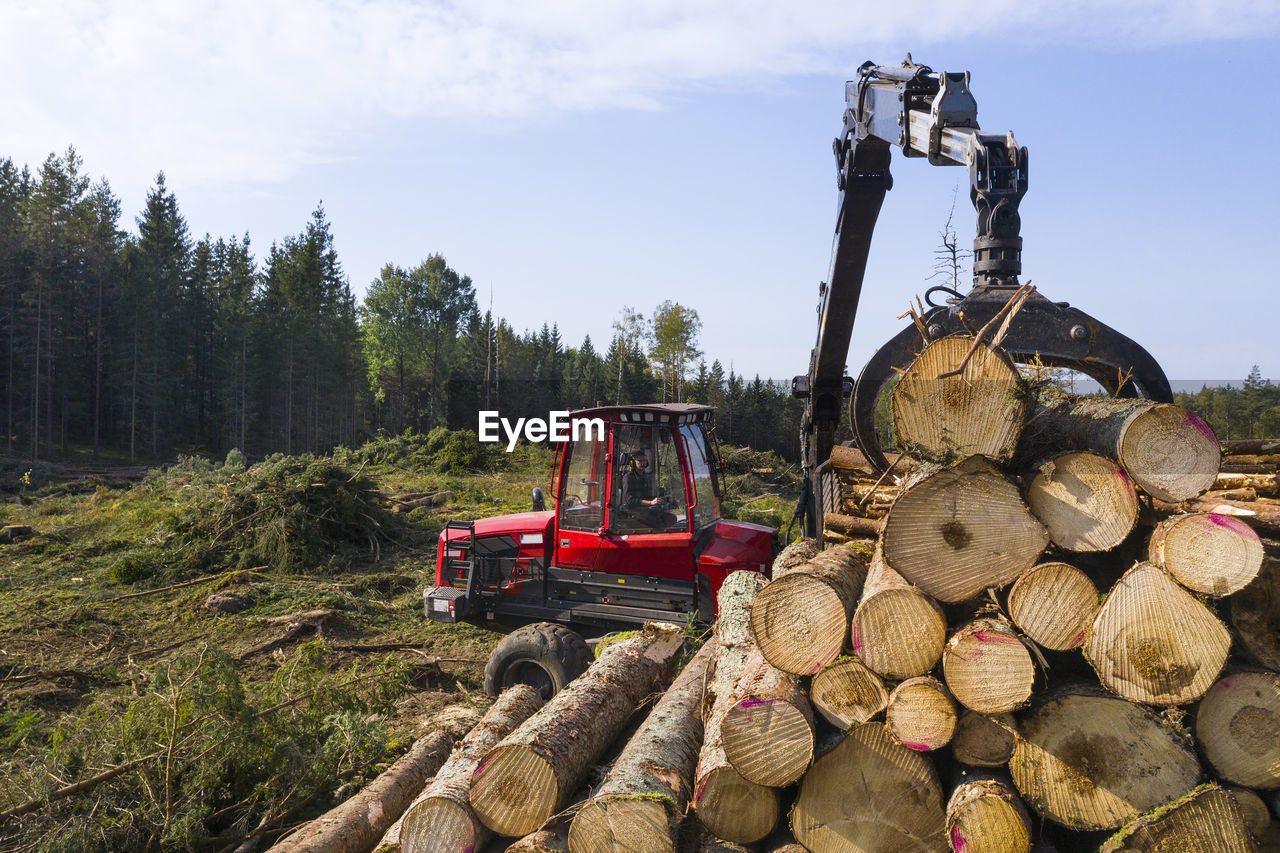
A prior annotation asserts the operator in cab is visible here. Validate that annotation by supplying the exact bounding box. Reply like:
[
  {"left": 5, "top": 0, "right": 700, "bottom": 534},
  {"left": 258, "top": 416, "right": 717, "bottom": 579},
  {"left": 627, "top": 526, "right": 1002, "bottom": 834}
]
[{"left": 619, "top": 448, "right": 676, "bottom": 528}]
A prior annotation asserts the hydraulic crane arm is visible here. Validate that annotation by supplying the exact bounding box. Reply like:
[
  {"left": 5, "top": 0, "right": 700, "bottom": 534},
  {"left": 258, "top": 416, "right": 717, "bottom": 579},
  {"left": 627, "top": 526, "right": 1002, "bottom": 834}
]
[{"left": 792, "top": 58, "right": 1171, "bottom": 540}]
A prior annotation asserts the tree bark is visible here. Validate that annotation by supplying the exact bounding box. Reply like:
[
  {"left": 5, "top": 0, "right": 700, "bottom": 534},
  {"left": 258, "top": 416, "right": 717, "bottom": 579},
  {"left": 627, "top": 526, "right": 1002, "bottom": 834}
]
[
  {"left": 1006, "top": 562, "right": 1099, "bottom": 652},
  {"left": 881, "top": 456, "right": 1048, "bottom": 604},
  {"left": 791, "top": 722, "right": 946, "bottom": 853},
  {"left": 1221, "top": 440, "right": 1280, "bottom": 456},
  {"left": 389, "top": 685, "right": 544, "bottom": 853},
  {"left": 1009, "top": 687, "right": 1201, "bottom": 831},
  {"left": 851, "top": 549, "right": 945, "bottom": 679},
  {"left": 567, "top": 638, "right": 719, "bottom": 853},
  {"left": 809, "top": 656, "right": 888, "bottom": 730},
  {"left": 266, "top": 731, "right": 455, "bottom": 853},
  {"left": 749, "top": 543, "right": 867, "bottom": 675},
  {"left": 1179, "top": 496, "right": 1280, "bottom": 535},
  {"left": 720, "top": 648, "right": 814, "bottom": 787},
  {"left": 823, "top": 512, "right": 883, "bottom": 538},
  {"left": 1147, "top": 512, "right": 1264, "bottom": 597},
  {"left": 469, "top": 624, "right": 686, "bottom": 838},
  {"left": 951, "top": 712, "right": 1017, "bottom": 768},
  {"left": 945, "top": 776, "right": 1032, "bottom": 853},
  {"left": 1195, "top": 670, "right": 1280, "bottom": 790},
  {"left": 694, "top": 573, "right": 777, "bottom": 845},
  {"left": 1083, "top": 562, "right": 1230, "bottom": 706},
  {"left": 1097, "top": 784, "right": 1255, "bottom": 853},
  {"left": 885, "top": 676, "right": 957, "bottom": 752},
  {"left": 1022, "top": 389, "right": 1220, "bottom": 502},
  {"left": 891, "top": 335, "right": 1028, "bottom": 464},
  {"left": 1023, "top": 451, "right": 1138, "bottom": 552},
  {"left": 942, "top": 617, "right": 1035, "bottom": 715},
  {"left": 1214, "top": 473, "right": 1280, "bottom": 497}
]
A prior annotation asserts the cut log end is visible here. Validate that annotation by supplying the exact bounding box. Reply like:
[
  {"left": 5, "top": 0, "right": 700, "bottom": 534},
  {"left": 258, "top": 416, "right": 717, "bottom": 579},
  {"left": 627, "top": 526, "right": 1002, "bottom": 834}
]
[
  {"left": 943, "top": 620, "right": 1035, "bottom": 715},
  {"left": 1006, "top": 562, "right": 1099, "bottom": 652},
  {"left": 1231, "top": 554, "right": 1280, "bottom": 671},
  {"left": 1025, "top": 452, "right": 1137, "bottom": 552},
  {"left": 400, "top": 799, "right": 475, "bottom": 853},
  {"left": 1148, "top": 512, "right": 1264, "bottom": 597},
  {"left": 722, "top": 698, "right": 813, "bottom": 787},
  {"left": 882, "top": 456, "right": 1048, "bottom": 604},
  {"left": 1084, "top": 563, "right": 1230, "bottom": 706},
  {"left": 1196, "top": 671, "right": 1280, "bottom": 790},
  {"left": 1119, "top": 405, "right": 1220, "bottom": 502},
  {"left": 693, "top": 768, "right": 778, "bottom": 844},
  {"left": 1098, "top": 784, "right": 1255, "bottom": 853},
  {"left": 945, "top": 778, "right": 1032, "bottom": 853},
  {"left": 952, "top": 712, "right": 1017, "bottom": 768},
  {"left": 810, "top": 657, "right": 888, "bottom": 730},
  {"left": 750, "top": 546, "right": 866, "bottom": 675},
  {"left": 470, "top": 744, "right": 559, "bottom": 838},
  {"left": 885, "top": 676, "right": 956, "bottom": 752},
  {"left": 1010, "top": 689, "right": 1201, "bottom": 831},
  {"left": 891, "top": 336, "right": 1028, "bottom": 463},
  {"left": 852, "top": 585, "right": 945, "bottom": 680},
  {"left": 568, "top": 797, "right": 676, "bottom": 853}
]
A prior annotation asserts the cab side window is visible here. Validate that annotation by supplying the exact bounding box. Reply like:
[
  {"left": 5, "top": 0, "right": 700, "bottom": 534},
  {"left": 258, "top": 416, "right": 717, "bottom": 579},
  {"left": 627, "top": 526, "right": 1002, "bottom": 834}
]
[{"left": 559, "top": 434, "right": 605, "bottom": 530}]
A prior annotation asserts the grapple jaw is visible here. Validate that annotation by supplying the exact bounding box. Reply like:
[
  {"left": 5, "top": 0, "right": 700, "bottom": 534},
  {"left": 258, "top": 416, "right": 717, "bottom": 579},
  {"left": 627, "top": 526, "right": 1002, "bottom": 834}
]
[{"left": 849, "top": 288, "right": 1174, "bottom": 473}]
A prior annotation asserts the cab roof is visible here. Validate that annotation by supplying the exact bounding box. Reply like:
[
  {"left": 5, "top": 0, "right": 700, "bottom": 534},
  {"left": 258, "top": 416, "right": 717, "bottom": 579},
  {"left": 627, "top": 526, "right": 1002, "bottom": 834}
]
[{"left": 568, "top": 403, "right": 715, "bottom": 424}]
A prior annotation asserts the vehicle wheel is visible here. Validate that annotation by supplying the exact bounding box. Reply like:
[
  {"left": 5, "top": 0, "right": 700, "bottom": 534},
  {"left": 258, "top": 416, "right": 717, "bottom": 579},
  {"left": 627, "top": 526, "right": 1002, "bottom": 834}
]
[{"left": 483, "top": 622, "right": 591, "bottom": 700}]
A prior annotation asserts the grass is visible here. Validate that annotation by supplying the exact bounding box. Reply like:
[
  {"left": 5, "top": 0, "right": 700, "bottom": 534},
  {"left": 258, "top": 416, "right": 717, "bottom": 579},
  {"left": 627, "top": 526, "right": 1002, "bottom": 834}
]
[{"left": 0, "top": 429, "right": 795, "bottom": 851}]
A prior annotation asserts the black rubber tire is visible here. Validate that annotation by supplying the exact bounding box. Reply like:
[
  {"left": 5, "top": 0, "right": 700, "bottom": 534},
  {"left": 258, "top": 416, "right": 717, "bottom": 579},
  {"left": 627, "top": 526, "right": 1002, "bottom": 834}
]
[{"left": 483, "top": 622, "right": 591, "bottom": 700}]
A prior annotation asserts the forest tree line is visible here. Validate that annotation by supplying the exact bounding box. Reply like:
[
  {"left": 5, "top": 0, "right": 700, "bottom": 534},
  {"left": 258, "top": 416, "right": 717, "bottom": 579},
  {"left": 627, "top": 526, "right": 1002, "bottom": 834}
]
[
  {"left": 2, "top": 149, "right": 1275, "bottom": 468},
  {"left": 0, "top": 148, "right": 804, "bottom": 464}
]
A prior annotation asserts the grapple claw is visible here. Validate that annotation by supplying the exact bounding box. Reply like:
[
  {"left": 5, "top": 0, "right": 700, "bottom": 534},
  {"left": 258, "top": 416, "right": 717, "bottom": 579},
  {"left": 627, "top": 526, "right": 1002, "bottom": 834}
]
[{"left": 850, "top": 289, "right": 1173, "bottom": 473}]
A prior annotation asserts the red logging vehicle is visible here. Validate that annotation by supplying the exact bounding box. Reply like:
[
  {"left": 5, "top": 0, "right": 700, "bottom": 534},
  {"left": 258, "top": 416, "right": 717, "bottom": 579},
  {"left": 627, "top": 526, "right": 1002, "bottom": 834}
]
[{"left": 424, "top": 403, "right": 778, "bottom": 697}]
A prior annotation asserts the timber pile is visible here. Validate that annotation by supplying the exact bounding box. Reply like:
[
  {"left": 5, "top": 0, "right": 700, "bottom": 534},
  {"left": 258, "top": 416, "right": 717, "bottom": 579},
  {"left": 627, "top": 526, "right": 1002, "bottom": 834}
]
[{"left": 309, "top": 335, "right": 1280, "bottom": 852}]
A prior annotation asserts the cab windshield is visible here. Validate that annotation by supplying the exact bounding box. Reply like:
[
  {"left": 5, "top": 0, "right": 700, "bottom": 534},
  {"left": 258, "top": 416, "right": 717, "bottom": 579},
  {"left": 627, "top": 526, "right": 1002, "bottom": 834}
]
[{"left": 609, "top": 424, "right": 687, "bottom": 533}]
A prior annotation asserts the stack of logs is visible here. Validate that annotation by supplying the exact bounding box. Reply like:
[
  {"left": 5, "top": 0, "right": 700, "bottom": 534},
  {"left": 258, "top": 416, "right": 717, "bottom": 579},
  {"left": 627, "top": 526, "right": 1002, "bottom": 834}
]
[{"left": 348, "top": 335, "right": 1279, "bottom": 853}]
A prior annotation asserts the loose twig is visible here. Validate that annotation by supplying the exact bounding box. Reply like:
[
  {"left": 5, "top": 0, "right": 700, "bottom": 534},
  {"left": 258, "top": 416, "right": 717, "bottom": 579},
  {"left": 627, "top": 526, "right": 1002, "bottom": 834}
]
[{"left": 938, "top": 281, "right": 1036, "bottom": 379}]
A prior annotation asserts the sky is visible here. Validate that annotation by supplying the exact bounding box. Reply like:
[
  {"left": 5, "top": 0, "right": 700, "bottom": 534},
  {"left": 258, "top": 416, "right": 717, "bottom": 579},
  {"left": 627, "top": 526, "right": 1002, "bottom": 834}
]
[{"left": 4, "top": 0, "right": 1279, "bottom": 388}]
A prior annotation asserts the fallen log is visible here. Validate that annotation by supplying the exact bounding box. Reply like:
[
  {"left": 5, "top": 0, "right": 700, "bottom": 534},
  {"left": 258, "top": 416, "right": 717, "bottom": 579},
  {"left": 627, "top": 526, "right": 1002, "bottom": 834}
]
[
  {"left": 945, "top": 776, "right": 1032, "bottom": 853},
  {"left": 1083, "top": 562, "right": 1230, "bottom": 706},
  {"left": 1009, "top": 687, "right": 1201, "bottom": 831},
  {"left": 822, "top": 512, "right": 882, "bottom": 538},
  {"left": 469, "top": 623, "right": 685, "bottom": 838},
  {"left": 1097, "top": 784, "right": 1255, "bottom": 853},
  {"left": 791, "top": 722, "right": 946, "bottom": 852},
  {"left": 1022, "top": 389, "right": 1219, "bottom": 502},
  {"left": 1147, "top": 512, "right": 1264, "bottom": 596},
  {"left": 881, "top": 456, "right": 1048, "bottom": 603},
  {"left": 885, "top": 675, "right": 956, "bottom": 752},
  {"left": 1182, "top": 496, "right": 1280, "bottom": 535},
  {"left": 720, "top": 648, "right": 814, "bottom": 787},
  {"left": 1023, "top": 452, "right": 1138, "bottom": 552},
  {"left": 891, "top": 335, "right": 1029, "bottom": 463},
  {"left": 1006, "top": 562, "right": 1099, "bottom": 652},
  {"left": 749, "top": 543, "right": 867, "bottom": 675},
  {"left": 694, "top": 572, "right": 777, "bottom": 845},
  {"left": 809, "top": 656, "right": 888, "bottom": 730},
  {"left": 266, "top": 730, "right": 455, "bottom": 853},
  {"left": 942, "top": 618, "right": 1035, "bottom": 715},
  {"left": 390, "top": 685, "right": 544, "bottom": 853},
  {"left": 1214, "top": 472, "right": 1280, "bottom": 497},
  {"left": 1221, "top": 439, "right": 1280, "bottom": 456},
  {"left": 567, "top": 638, "right": 719, "bottom": 853},
  {"left": 1195, "top": 670, "right": 1280, "bottom": 790}
]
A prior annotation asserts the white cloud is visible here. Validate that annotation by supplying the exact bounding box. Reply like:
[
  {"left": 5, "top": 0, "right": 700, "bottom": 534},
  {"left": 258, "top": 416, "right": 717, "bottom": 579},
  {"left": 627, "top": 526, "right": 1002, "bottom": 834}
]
[{"left": 3, "top": 0, "right": 1277, "bottom": 186}]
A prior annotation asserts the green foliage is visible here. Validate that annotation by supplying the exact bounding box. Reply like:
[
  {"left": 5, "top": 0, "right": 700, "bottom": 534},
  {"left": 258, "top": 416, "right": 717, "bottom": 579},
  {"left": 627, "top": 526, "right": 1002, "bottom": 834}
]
[
  {"left": 4, "top": 643, "right": 411, "bottom": 852},
  {"left": 1175, "top": 367, "right": 1280, "bottom": 441}
]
